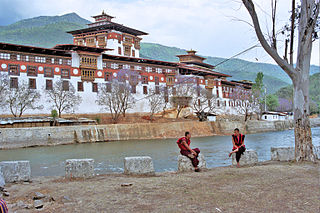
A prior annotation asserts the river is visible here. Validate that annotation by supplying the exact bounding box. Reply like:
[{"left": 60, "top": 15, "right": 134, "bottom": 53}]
[{"left": 0, "top": 127, "right": 319, "bottom": 176}]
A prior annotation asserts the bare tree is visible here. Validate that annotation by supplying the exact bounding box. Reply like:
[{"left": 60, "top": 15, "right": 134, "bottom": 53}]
[
  {"left": 46, "top": 80, "right": 82, "bottom": 118},
  {"left": 97, "top": 79, "right": 135, "bottom": 123},
  {"left": 230, "top": 85, "right": 255, "bottom": 122},
  {"left": 0, "top": 72, "right": 8, "bottom": 107},
  {"left": 117, "top": 69, "right": 137, "bottom": 117},
  {"left": 147, "top": 87, "right": 165, "bottom": 121},
  {"left": 171, "top": 96, "right": 192, "bottom": 118},
  {"left": 242, "top": 0, "right": 320, "bottom": 161},
  {"left": 171, "top": 75, "right": 195, "bottom": 118},
  {"left": 6, "top": 80, "right": 43, "bottom": 117},
  {"left": 191, "top": 87, "right": 222, "bottom": 121}
]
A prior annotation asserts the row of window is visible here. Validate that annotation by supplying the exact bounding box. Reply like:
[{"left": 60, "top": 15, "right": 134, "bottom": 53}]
[
  {"left": 105, "top": 62, "right": 173, "bottom": 74},
  {"left": 8, "top": 77, "right": 157, "bottom": 95},
  {"left": 9, "top": 77, "right": 248, "bottom": 107},
  {"left": 7, "top": 64, "right": 70, "bottom": 78},
  {"left": 6, "top": 65, "right": 170, "bottom": 85},
  {"left": 118, "top": 47, "right": 135, "bottom": 57},
  {"left": 0, "top": 52, "right": 71, "bottom": 65},
  {"left": 80, "top": 56, "right": 97, "bottom": 67},
  {"left": 104, "top": 72, "right": 162, "bottom": 85}
]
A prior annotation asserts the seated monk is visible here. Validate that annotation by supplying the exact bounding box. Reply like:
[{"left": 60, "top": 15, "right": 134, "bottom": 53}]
[
  {"left": 229, "top": 128, "right": 246, "bottom": 168},
  {"left": 0, "top": 198, "right": 8, "bottom": 213},
  {"left": 177, "top": 131, "right": 200, "bottom": 172}
]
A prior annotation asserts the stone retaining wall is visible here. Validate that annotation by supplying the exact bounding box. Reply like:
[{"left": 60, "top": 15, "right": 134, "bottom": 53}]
[{"left": 0, "top": 118, "right": 319, "bottom": 149}]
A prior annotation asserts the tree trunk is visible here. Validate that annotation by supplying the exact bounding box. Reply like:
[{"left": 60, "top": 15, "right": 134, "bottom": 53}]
[
  {"left": 293, "top": 78, "right": 314, "bottom": 161},
  {"left": 293, "top": 57, "right": 315, "bottom": 162},
  {"left": 293, "top": 0, "right": 317, "bottom": 162}
]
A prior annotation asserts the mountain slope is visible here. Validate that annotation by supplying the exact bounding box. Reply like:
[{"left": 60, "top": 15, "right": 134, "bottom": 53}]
[
  {"left": 276, "top": 73, "right": 320, "bottom": 103},
  {"left": 275, "top": 73, "right": 320, "bottom": 113},
  {"left": 0, "top": 12, "right": 90, "bottom": 30},
  {"left": 0, "top": 13, "right": 90, "bottom": 47},
  {"left": 140, "top": 43, "right": 291, "bottom": 93}
]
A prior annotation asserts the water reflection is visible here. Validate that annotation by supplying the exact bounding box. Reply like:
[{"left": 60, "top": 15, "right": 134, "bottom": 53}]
[{"left": 0, "top": 127, "right": 319, "bottom": 176}]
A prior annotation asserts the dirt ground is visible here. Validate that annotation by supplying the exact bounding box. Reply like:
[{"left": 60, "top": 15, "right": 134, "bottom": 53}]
[{"left": 2, "top": 161, "right": 319, "bottom": 213}]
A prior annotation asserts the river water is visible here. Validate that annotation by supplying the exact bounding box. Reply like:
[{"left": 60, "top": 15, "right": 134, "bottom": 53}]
[{"left": 0, "top": 127, "right": 319, "bottom": 176}]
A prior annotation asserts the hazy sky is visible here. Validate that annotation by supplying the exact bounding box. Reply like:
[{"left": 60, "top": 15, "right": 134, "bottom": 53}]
[{"left": 0, "top": 0, "right": 319, "bottom": 66}]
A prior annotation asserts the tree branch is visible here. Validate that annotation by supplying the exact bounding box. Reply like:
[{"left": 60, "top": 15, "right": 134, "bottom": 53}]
[{"left": 242, "top": 0, "right": 297, "bottom": 79}]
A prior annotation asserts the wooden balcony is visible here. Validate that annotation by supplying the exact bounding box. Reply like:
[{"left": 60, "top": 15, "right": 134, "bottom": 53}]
[
  {"left": 123, "top": 40, "right": 132, "bottom": 46},
  {"left": 81, "top": 70, "right": 95, "bottom": 81}
]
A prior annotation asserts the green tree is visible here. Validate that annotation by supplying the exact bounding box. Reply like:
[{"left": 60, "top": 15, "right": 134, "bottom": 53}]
[
  {"left": 266, "top": 94, "right": 279, "bottom": 111},
  {"left": 251, "top": 72, "right": 265, "bottom": 118}
]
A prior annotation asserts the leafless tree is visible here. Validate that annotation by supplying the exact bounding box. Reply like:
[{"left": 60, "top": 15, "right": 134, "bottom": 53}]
[
  {"left": 6, "top": 80, "right": 43, "bottom": 117},
  {"left": 119, "top": 84, "right": 135, "bottom": 118},
  {"left": 96, "top": 79, "right": 135, "bottom": 123},
  {"left": 191, "top": 87, "right": 222, "bottom": 121},
  {"left": 230, "top": 85, "right": 256, "bottom": 121},
  {"left": 118, "top": 69, "right": 138, "bottom": 117},
  {"left": 171, "top": 75, "right": 195, "bottom": 118},
  {"left": 45, "top": 80, "right": 82, "bottom": 118},
  {"left": 242, "top": 0, "right": 319, "bottom": 161},
  {"left": 147, "top": 87, "right": 165, "bottom": 121},
  {"left": 0, "top": 72, "right": 8, "bottom": 107}
]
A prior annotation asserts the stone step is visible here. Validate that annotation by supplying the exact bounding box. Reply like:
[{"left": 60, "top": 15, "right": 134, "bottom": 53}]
[
  {"left": 0, "top": 161, "right": 31, "bottom": 183},
  {"left": 65, "top": 159, "right": 95, "bottom": 179},
  {"left": 178, "top": 154, "right": 207, "bottom": 172},
  {"left": 124, "top": 156, "right": 155, "bottom": 175},
  {"left": 232, "top": 150, "right": 258, "bottom": 166}
]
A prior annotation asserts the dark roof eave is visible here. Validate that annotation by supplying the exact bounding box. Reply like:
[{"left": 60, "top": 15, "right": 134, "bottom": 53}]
[
  {"left": 67, "top": 22, "right": 148, "bottom": 36},
  {"left": 180, "top": 61, "right": 215, "bottom": 69},
  {"left": 0, "top": 42, "right": 70, "bottom": 57},
  {"left": 53, "top": 44, "right": 113, "bottom": 53},
  {"left": 222, "top": 80, "right": 252, "bottom": 89},
  {"left": 176, "top": 54, "right": 206, "bottom": 60},
  {"left": 178, "top": 65, "right": 231, "bottom": 77},
  {"left": 102, "top": 54, "right": 178, "bottom": 67}
]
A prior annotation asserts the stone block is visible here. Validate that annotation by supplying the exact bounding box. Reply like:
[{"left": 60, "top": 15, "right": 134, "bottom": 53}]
[
  {"left": 178, "top": 154, "right": 207, "bottom": 172},
  {"left": 124, "top": 156, "right": 155, "bottom": 175},
  {"left": 0, "top": 161, "right": 31, "bottom": 183},
  {"left": 232, "top": 150, "right": 258, "bottom": 166},
  {"left": 313, "top": 146, "right": 320, "bottom": 159},
  {"left": 271, "top": 147, "right": 295, "bottom": 161},
  {"left": 65, "top": 159, "right": 94, "bottom": 179}
]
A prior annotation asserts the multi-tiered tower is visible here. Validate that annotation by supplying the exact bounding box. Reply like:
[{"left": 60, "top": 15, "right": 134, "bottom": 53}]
[{"left": 67, "top": 11, "right": 147, "bottom": 58}]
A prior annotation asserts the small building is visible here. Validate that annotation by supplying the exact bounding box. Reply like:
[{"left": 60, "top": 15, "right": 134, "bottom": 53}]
[
  {"left": 206, "top": 113, "right": 217, "bottom": 122},
  {"left": 195, "top": 112, "right": 217, "bottom": 122},
  {"left": 261, "top": 112, "right": 293, "bottom": 121}
]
